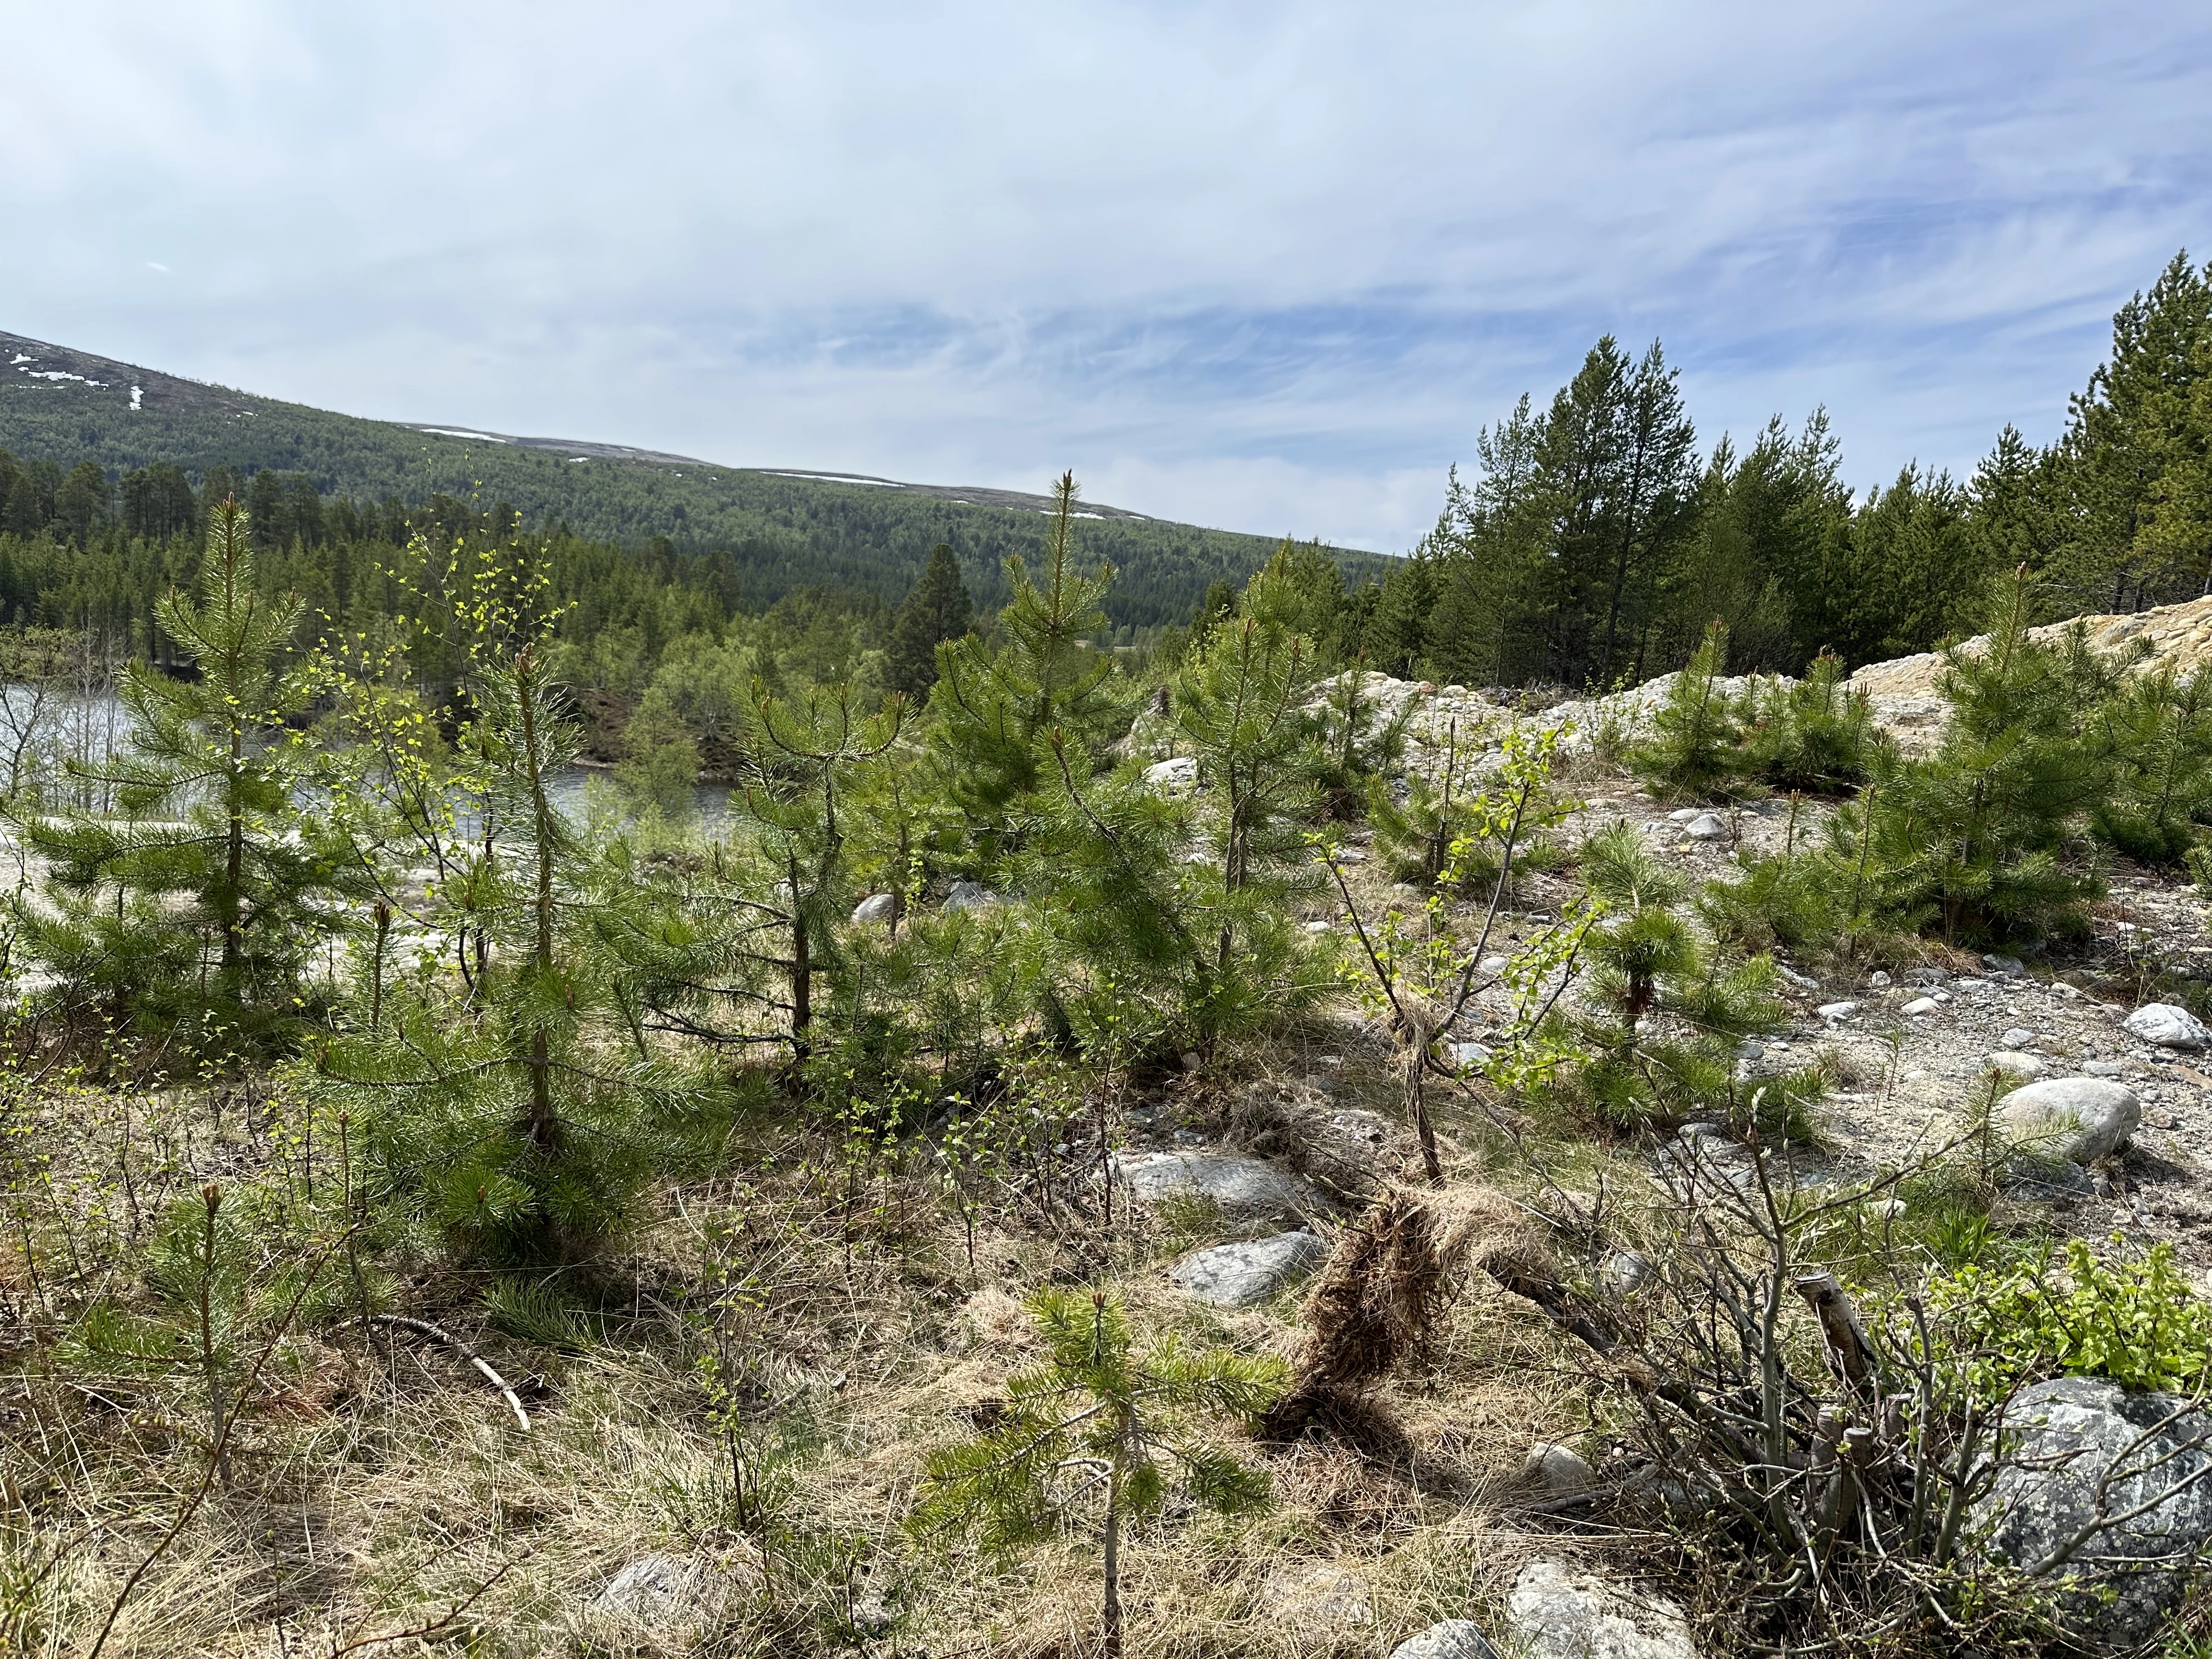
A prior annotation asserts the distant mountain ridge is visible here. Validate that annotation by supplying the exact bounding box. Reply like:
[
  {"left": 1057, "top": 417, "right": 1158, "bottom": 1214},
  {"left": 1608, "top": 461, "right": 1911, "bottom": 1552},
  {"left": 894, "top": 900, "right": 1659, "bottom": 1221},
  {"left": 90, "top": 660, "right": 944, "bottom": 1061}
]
[{"left": 0, "top": 329, "right": 1384, "bottom": 628}]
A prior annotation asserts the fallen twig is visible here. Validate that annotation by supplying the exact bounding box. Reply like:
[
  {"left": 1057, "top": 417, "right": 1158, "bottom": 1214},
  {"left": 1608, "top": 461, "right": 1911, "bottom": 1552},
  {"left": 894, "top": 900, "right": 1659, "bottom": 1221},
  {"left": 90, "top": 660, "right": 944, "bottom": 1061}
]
[{"left": 361, "top": 1314, "right": 531, "bottom": 1432}]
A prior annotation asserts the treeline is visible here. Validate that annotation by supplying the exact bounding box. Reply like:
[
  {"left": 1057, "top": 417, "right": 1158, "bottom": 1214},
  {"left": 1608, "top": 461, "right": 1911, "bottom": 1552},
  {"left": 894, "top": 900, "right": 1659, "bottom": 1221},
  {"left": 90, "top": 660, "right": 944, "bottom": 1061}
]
[
  {"left": 1361, "top": 251, "right": 2212, "bottom": 686},
  {"left": 0, "top": 378, "right": 1384, "bottom": 633}
]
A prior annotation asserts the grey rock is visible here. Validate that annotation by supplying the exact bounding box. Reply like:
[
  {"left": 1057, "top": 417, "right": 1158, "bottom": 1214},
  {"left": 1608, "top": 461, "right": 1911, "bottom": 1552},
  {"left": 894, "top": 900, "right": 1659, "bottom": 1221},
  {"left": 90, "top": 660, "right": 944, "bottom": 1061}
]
[
  {"left": 1521, "top": 1442, "right": 1596, "bottom": 1496},
  {"left": 1983, "top": 953, "right": 2026, "bottom": 978},
  {"left": 1142, "top": 756, "right": 1198, "bottom": 789},
  {"left": 941, "top": 881, "right": 1002, "bottom": 913},
  {"left": 1304, "top": 919, "right": 1333, "bottom": 934},
  {"left": 1683, "top": 812, "right": 1729, "bottom": 841},
  {"left": 1816, "top": 1001, "right": 1859, "bottom": 1022},
  {"left": 1735, "top": 1039, "right": 1764, "bottom": 1060},
  {"left": 1169, "top": 1230, "right": 1325, "bottom": 1307},
  {"left": 1902, "top": 996, "right": 1942, "bottom": 1017},
  {"left": 596, "top": 1555, "right": 708, "bottom": 1626},
  {"left": 1905, "top": 967, "right": 1948, "bottom": 986},
  {"left": 1666, "top": 808, "right": 1703, "bottom": 824},
  {"left": 849, "top": 892, "right": 897, "bottom": 926},
  {"left": 1111, "top": 1150, "right": 1312, "bottom": 1217},
  {"left": 2125, "top": 1002, "right": 2210, "bottom": 1049},
  {"left": 1388, "top": 1621, "right": 1497, "bottom": 1659},
  {"left": 1333, "top": 845, "right": 1368, "bottom": 864},
  {"left": 1867, "top": 969, "right": 1892, "bottom": 988},
  {"left": 1985, "top": 1051, "right": 2049, "bottom": 1081},
  {"left": 1974, "top": 1376, "right": 2212, "bottom": 1646},
  {"left": 1478, "top": 954, "right": 1512, "bottom": 976},
  {"left": 1999, "top": 1077, "right": 2141, "bottom": 1164},
  {"left": 1778, "top": 965, "right": 1820, "bottom": 990},
  {"left": 2001, "top": 1026, "right": 2036, "bottom": 1049},
  {"left": 1448, "top": 1040, "right": 1493, "bottom": 1070},
  {"left": 1602, "top": 1251, "right": 1654, "bottom": 1297},
  {"left": 2083, "top": 1059, "right": 2127, "bottom": 1077},
  {"left": 1505, "top": 1561, "right": 1695, "bottom": 1659}
]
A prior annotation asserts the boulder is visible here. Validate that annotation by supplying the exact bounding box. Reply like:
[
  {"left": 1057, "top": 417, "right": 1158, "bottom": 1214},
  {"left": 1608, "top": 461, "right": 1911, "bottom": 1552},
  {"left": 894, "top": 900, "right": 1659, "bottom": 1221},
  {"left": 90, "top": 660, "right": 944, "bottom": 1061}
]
[
  {"left": 1167, "top": 1231, "right": 1325, "bottom": 1307},
  {"left": 1110, "top": 1150, "right": 1312, "bottom": 1217},
  {"left": 1504, "top": 1561, "right": 1695, "bottom": 1659},
  {"left": 1683, "top": 812, "right": 1728, "bottom": 841},
  {"left": 1999, "top": 1078, "right": 2141, "bottom": 1164},
  {"left": 1974, "top": 1376, "right": 2212, "bottom": 1646},
  {"left": 941, "top": 881, "right": 1001, "bottom": 913},
  {"left": 849, "top": 892, "right": 897, "bottom": 926},
  {"left": 1387, "top": 1621, "right": 1497, "bottom": 1659},
  {"left": 1143, "top": 756, "right": 1199, "bottom": 790},
  {"left": 2125, "top": 1002, "right": 2210, "bottom": 1049},
  {"left": 1985, "top": 1051, "right": 2049, "bottom": 1081}
]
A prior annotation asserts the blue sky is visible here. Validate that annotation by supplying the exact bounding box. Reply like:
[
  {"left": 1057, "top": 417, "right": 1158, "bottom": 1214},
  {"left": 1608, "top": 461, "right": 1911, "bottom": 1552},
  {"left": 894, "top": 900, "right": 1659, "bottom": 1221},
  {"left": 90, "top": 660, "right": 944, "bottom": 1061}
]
[{"left": 5, "top": 2, "right": 2209, "bottom": 549}]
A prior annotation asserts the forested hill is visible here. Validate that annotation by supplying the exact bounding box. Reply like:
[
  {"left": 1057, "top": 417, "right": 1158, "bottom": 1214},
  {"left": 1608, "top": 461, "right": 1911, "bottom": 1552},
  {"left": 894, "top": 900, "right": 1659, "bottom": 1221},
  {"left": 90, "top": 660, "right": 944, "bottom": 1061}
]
[{"left": 0, "top": 329, "right": 1384, "bottom": 629}]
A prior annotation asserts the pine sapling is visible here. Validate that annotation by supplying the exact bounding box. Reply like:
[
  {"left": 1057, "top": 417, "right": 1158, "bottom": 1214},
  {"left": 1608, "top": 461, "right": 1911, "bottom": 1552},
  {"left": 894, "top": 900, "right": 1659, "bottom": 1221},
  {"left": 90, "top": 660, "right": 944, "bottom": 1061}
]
[{"left": 910, "top": 1288, "right": 1283, "bottom": 1659}]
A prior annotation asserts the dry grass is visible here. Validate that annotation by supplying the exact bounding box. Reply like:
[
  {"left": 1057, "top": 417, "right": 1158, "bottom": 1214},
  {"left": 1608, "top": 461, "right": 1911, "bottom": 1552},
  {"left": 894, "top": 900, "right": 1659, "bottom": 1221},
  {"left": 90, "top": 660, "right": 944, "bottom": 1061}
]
[{"left": 0, "top": 986, "right": 1653, "bottom": 1659}]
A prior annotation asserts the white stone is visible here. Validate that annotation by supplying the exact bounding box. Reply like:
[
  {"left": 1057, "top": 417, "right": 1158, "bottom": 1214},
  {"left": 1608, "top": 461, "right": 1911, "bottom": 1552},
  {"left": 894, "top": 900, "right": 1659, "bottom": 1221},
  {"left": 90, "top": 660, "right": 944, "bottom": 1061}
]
[
  {"left": 942, "top": 881, "right": 1001, "bottom": 913},
  {"left": 1735, "top": 1039, "right": 1764, "bottom": 1059},
  {"left": 2001, "top": 1026, "right": 2036, "bottom": 1049},
  {"left": 2000, "top": 1078, "right": 2142, "bottom": 1165},
  {"left": 2083, "top": 1059, "right": 2127, "bottom": 1077},
  {"left": 1304, "top": 919, "right": 1333, "bottom": 934},
  {"left": 1505, "top": 1561, "right": 1694, "bottom": 1659},
  {"left": 1778, "top": 966, "right": 1819, "bottom": 990},
  {"left": 1521, "top": 1442, "right": 1596, "bottom": 1495},
  {"left": 2125, "top": 1003, "right": 2210, "bottom": 1050},
  {"left": 1816, "top": 1001, "right": 1859, "bottom": 1022},
  {"left": 849, "top": 892, "right": 896, "bottom": 926},
  {"left": 1387, "top": 1621, "right": 1497, "bottom": 1659},
  {"left": 1142, "top": 756, "right": 1198, "bottom": 789},
  {"left": 1902, "top": 996, "right": 1941, "bottom": 1017},
  {"left": 1986, "top": 1051, "right": 2049, "bottom": 1081},
  {"left": 1867, "top": 970, "right": 1892, "bottom": 988},
  {"left": 1448, "top": 1041, "right": 1492, "bottom": 1070},
  {"left": 1169, "top": 1231, "right": 1325, "bottom": 1307},
  {"left": 1478, "top": 955, "right": 1512, "bottom": 975},
  {"left": 1111, "top": 1150, "right": 1311, "bottom": 1216},
  {"left": 1666, "top": 808, "right": 1703, "bottom": 824},
  {"left": 596, "top": 1555, "right": 708, "bottom": 1626},
  {"left": 1683, "top": 812, "right": 1729, "bottom": 841}
]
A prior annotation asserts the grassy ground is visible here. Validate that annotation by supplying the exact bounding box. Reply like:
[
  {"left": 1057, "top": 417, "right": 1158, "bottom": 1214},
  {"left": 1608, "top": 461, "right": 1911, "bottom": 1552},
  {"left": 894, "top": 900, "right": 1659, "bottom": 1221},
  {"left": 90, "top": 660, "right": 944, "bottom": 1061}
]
[{"left": 0, "top": 998, "right": 1639, "bottom": 1659}]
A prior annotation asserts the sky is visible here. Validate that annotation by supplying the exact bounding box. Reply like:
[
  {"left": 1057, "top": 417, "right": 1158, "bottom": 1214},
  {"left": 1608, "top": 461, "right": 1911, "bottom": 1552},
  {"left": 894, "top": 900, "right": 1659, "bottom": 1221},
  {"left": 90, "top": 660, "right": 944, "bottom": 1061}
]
[{"left": 4, "top": 2, "right": 2209, "bottom": 551}]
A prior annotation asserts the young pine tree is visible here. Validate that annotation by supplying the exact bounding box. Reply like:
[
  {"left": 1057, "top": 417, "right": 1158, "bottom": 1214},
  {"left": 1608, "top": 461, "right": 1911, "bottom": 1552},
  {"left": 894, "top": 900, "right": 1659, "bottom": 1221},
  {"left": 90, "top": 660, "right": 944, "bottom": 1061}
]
[
  {"left": 911, "top": 1289, "right": 1283, "bottom": 1659},
  {"left": 1828, "top": 572, "right": 2114, "bottom": 946},
  {"left": 1627, "top": 619, "right": 1744, "bottom": 800},
  {"left": 16, "top": 499, "right": 356, "bottom": 1033},
  {"left": 884, "top": 542, "right": 974, "bottom": 697},
  {"left": 930, "top": 474, "right": 1120, "bottom": 845},
  {"left": 1543, "top": 821, "right": 1788, "bottom": 1135},
  {"left": 1741, "top": 651, "right": 1880, "bottom": 794},
  {"left": 316, "top": 534, "right": 718, "bottom": 1261},
  {"left": 1170, "top": 611, "right": 1328, "bottom": 1041}
]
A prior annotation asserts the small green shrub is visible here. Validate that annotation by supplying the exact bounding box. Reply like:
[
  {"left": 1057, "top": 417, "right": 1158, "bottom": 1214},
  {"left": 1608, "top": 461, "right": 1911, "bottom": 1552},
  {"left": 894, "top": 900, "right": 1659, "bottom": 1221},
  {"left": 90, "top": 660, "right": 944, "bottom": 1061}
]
[
  {"left": 1931, "top": 1235, "right": 2212, "bottom": 1401},
  {"left": 1628, "top": 620, "right": 1743, "bottom": 800},
  {"left": 1741, "top": 651, "right": 1881, "bottom": 793}
]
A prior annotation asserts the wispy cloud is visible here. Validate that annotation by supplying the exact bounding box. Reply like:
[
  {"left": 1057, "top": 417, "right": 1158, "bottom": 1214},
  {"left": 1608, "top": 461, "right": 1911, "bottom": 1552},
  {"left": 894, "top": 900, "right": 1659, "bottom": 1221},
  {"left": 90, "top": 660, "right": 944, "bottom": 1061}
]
[{"left": 2, "top": 2, "right": 2207, "bottom": 548}]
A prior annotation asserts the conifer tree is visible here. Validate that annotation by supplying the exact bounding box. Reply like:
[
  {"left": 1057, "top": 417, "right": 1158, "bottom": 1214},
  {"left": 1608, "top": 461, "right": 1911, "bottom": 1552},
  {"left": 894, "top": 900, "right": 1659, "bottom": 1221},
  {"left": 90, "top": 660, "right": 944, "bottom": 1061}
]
[
  {"left": 1170, "top": 611, "right": 1327, "bottom": 1039},
  {"left": 930, "top": 473, "right": 1120, "bottom": 845},
  {"left": 1628, "top": 620, "right": 1743, "bottom": 799},
  {"left": 1826, "top": 571, "right": 2115, "bottom": 945},
  {"left": 315, "top": 532, "right": 717, "bottom": 1261},
  {"left": 884, "top": 542, "right": 973, "bottom": 697},
  {"left": 1544, "top": 821, "right": 1788, "bottom": 1135},
  {"left": 911, "top": 1289, "right": 1282, "bottom": 1659},
  {"left": 16, "top": 499, "right": 354, "bottom": 1031}
]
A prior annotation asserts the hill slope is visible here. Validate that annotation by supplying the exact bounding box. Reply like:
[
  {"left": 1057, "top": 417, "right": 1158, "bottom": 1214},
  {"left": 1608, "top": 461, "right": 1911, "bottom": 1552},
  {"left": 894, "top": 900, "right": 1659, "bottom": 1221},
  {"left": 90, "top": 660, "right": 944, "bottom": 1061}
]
[{"left": 0, "top": 329, "right": 1388, "bottom": 627}]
